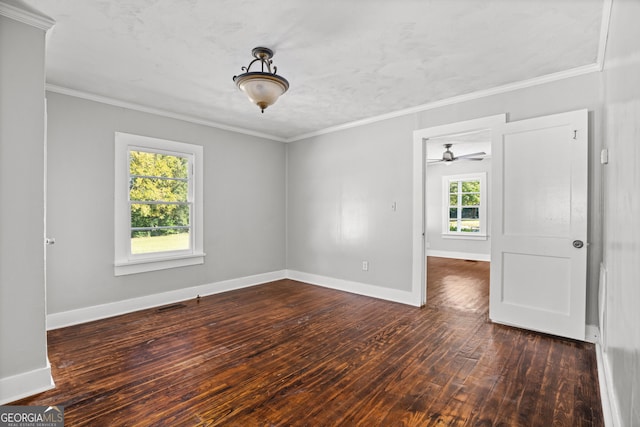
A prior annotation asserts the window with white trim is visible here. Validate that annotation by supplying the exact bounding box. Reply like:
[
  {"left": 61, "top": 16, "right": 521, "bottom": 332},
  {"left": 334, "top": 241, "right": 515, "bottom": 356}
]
[
  {"left": 114, "top": 132, "right": 204, "bottom": 275},
  {"left": 442, "top": 173, "right": 487, "bottom": 239}
]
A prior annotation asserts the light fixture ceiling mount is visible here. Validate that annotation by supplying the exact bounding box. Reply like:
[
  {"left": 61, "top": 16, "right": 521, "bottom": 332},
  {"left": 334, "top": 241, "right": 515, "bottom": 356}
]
[{"left": 233, "top": 47, "right": 289, "bottom": 113}]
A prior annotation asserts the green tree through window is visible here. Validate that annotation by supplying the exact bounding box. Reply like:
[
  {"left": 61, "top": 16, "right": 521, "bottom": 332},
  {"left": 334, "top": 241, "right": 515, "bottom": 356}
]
[
  {"left": 448, "top": 178, "right": 481, "bottom": 233},
  {"left": 129, "top": 150, "right": 191, "bottom": 253}
]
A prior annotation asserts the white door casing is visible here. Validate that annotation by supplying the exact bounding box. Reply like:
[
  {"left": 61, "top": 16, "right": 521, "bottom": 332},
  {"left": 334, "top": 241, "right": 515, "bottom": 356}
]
[
  {"left": 412, "top": 114, "right": 506, "bottom": 306},
  {"left": 489, "top": 109, "right": 588, "bottom": 340}
]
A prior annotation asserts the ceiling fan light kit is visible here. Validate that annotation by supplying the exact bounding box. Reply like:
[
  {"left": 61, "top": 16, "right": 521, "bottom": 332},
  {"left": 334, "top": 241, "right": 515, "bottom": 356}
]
[{"left": 233, "top": 47, "right": 290, "bottom": 113}]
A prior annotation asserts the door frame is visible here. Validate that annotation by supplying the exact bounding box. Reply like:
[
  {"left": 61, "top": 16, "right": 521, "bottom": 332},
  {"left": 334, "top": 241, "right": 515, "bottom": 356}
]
[{"left": 411, "top": 114, "right": 506, "bottom": 306}]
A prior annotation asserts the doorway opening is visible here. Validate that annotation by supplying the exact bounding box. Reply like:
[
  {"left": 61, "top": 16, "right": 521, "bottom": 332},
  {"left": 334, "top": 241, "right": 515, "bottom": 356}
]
[
  {"left": 413, "top": 110, "right": 588, "bottom": 341},
  {"left": 425, "top": 129, "right": 492, "bottom": 312},
  {"left": 411, "top": 114, "right": 505, "bottom": 308}
]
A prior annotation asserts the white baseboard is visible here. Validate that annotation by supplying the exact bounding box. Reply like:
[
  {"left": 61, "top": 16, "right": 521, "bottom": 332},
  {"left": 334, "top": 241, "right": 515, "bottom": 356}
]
[
  {"left": 427, "top": 250, "right": 490, "bottom": 262},
  {"left": 47, "top": 270, "right": 287, "bottom": 330},
  {"left": 585, "top": 324, "right": 600, "bottom": 344},
  {"left": 47, "top": 269, "right": 421, "bottom": 330},
  {"left": 286, "top": 270, "right": 420, "bottom": 307},
  {"left": 595, "top": 342, "right": 622, "bottom": 427},
  {"left": 0, "top": 362, "right": 54, "bottom": 405}
]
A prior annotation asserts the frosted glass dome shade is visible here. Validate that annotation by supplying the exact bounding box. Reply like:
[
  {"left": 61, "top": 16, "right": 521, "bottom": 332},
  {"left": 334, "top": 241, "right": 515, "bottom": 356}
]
[{"left": 234, "top": 72, "right": 289, "bottom": 112}]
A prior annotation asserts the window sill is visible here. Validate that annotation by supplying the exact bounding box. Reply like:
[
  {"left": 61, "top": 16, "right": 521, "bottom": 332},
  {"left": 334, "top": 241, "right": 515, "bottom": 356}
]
[
  {"left": 114, "top": 252, "right": 205, "bottom": 276},
  {"left": 442, "top": 234, "right": 488, "bottom": 241}
]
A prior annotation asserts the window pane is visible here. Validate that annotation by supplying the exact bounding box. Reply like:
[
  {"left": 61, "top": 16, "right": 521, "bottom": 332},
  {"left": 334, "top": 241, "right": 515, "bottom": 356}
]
[
  {"left": 129, "top": 177, "right": 188, "bottom": 202},
  {"left": 460, "top": 219, "right": 480, "bottom": 233},
  {"left": 461, "top": 193, "right": 480, "bottom": 206},
  {"left": 131, "top": 229, "right": 190, "bottom": 254},
  {"left": 130, "top": 151, "right": 188, "bottom": 179},
  {"left": 131, "top": 203, "right": 190, "bottom": 229},
  {"left": 461, "top": 207, "right": 479, "bottom": 219},
  {"left": 443, "top": 175, "right": 483, "bottom": 235},
  {"left": 461, "top": 180, "right": 480, "bottom": 192}
]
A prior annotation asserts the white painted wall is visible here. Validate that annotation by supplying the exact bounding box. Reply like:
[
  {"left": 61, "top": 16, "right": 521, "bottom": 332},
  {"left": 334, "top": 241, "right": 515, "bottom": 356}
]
[
  {"left": 0, "top": 11, "right": 53, "bottom": 403},
  {"left": 44, "top": 92, "right": 286, "bottom": 315},
  {"left": 600, "top": 0, "right": 640, "bottom": 424},
  {"left": 426, "top": 159, "right": 491, "bottom": 260},
  {"left": 289, "top": 71, "right": 603, "bottom": 325}
]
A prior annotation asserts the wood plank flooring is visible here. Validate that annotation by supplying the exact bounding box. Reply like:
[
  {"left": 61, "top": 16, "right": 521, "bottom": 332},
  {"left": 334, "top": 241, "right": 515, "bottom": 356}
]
[
  {"left": 14, "top": 257, "right": 603, "bottom": 426},
  {"left": 427, "top": 257, "right": 490, "bottom": 315}
]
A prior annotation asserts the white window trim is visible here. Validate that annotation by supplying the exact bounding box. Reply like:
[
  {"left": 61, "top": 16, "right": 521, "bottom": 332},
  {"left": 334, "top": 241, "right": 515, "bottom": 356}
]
[
  {"left": 442, "top": 172, "right": 487, "bottom": 240},
  {"left": 114, "top": 132, "right": 205, "bottom": 276}
]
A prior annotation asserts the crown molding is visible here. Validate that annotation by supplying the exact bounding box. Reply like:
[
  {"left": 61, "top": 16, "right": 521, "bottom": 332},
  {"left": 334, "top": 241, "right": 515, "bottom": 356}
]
[
  {"left": 0, "top": 0, "right": 54, "bottom": 30},
  {"left": 596, "top": 0, "right": 613, "bottom": 71},
  {"left": 48, "top": 61, "right": 601, "bottom": 146},
  {"left": 285, "top": 62, "right": 602, "bottom": 142},
  {"left": 47, "top": 62, "right": 602, "bottom": 145},
  {"left": 45, "top": 84, "right": 287, "bottom": 143}
]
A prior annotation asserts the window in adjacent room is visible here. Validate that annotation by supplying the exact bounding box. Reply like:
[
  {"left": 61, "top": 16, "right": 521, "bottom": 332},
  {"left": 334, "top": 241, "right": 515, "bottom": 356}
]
[
  {"left": 114, "top": 132, "right": 204, "bottom": 275},
  {"left": 442, "top": 173, "right": 487, "bottom": 239}
]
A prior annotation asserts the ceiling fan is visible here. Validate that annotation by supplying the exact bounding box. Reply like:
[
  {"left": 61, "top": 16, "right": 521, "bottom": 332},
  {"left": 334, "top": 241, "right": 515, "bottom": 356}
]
[{"left": 427, "top": 144, "right": 486, "bottom": 163}]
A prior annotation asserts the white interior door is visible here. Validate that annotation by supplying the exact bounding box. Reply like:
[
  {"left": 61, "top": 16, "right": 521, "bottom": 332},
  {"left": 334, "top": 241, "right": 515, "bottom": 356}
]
[{"left": 490, "top": 109, "right": 588, "bottom": 340}]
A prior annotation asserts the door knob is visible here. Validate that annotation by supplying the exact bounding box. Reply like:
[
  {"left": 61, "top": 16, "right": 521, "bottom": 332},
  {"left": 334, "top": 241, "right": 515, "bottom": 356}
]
[
  {"left": 45, "top": 237, "right": 56, "bottom": 245},
  {"left": 572, "top": 240, "right": 584, "bottom": 249}
]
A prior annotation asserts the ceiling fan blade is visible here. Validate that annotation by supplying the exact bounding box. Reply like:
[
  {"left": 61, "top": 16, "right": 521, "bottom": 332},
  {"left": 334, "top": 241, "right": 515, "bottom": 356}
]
[
  {"left": 458, "top": 157, "right": 484, "bottom": 161},
  {"left": 455, "top": 151, "right": 486, "bottom": 159},
  {"left": 427, "top": 159, "right": 444, "bottom": 163}
]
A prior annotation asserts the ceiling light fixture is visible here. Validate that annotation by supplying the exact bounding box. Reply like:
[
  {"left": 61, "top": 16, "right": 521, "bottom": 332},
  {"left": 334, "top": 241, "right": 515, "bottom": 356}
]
[{"left": 233, "top": 47, "right": 289, "bottom": 113}]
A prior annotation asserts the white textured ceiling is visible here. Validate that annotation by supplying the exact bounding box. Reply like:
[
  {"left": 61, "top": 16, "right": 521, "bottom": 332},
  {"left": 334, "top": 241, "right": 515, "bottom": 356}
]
[{"left": 27, "top": 0, "right": 605, "bottom": 141}]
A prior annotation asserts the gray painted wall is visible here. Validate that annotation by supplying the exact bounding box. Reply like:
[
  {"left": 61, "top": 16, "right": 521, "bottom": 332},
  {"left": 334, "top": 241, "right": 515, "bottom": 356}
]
[
  {"left": 426, "top": 158, "right": 491, "bottom": 258},
  {"left": 289, "top": 72, "right": 603, "bottom": 325},
  {"left": 601, "top": 0, "right": 640, "bottom": 424},
  {"left": 0, "top": 14, "right": 48, "bottom": 384},
  {"left": 45, "top": 92, "right": 286, "bottom": 314},
  {"left": 287, "top": 115, "right": 416, "bottom": 291}
]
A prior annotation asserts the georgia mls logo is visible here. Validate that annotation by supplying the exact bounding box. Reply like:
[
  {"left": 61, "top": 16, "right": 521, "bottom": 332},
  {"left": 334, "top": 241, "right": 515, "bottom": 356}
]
[{"left": 0, "top": 405, "right": 64, "bottom": 427}]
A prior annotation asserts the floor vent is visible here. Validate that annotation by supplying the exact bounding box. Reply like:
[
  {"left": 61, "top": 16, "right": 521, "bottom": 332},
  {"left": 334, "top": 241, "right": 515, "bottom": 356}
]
[{"left": 156, "top": 303, "right": 187, "bottom": 313}]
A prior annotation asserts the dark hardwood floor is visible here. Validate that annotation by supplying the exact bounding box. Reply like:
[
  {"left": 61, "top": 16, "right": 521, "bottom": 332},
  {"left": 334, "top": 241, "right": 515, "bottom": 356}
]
[
  {"left": 14, "top": 257, "right": 603, "bottom": 426},
  {"left": 427, "top": 257, "right": 490, "bottom": 315}
]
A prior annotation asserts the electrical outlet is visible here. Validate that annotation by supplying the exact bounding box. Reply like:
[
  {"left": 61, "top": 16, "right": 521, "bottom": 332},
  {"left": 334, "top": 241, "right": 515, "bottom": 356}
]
[{"left": 362, "top": 261, "right": 369, "bottom": 271}]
